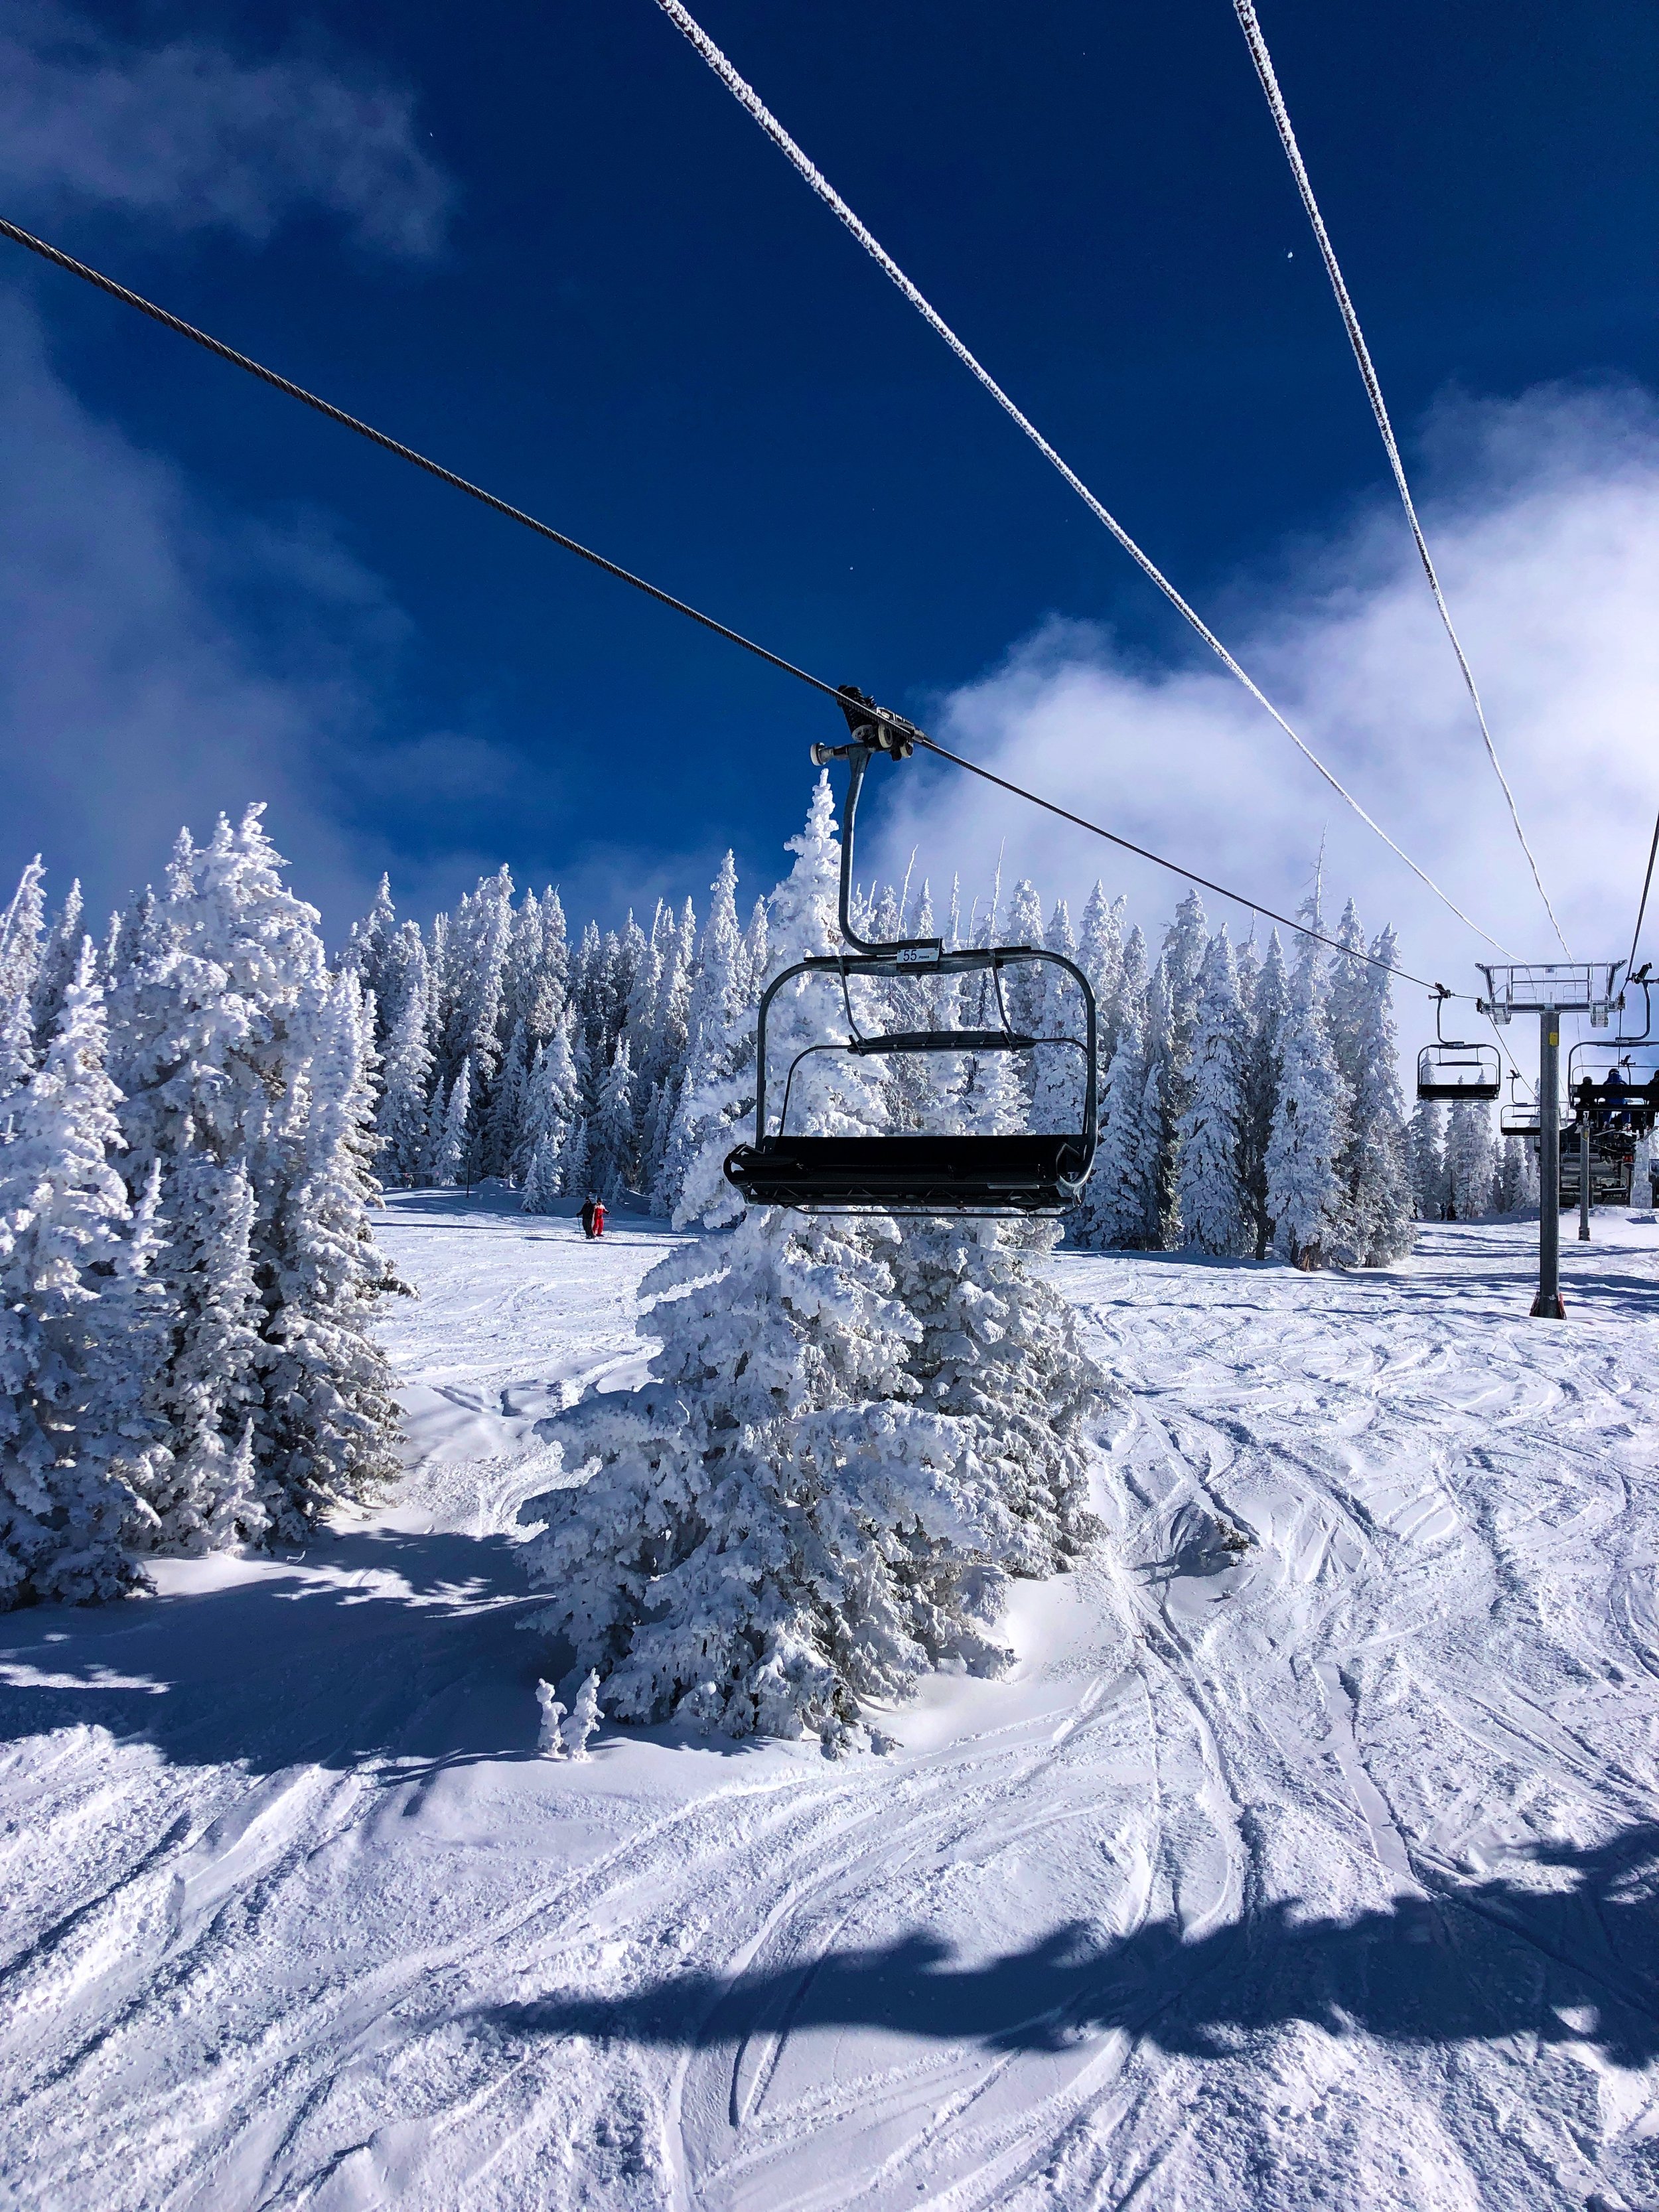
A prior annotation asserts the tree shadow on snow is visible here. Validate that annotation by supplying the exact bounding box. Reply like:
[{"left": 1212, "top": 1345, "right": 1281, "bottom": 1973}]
[
  {"left": 473, "top": 1823, "right": 1659, "bottom": 2071},
  {"left": 0, "top": 1528, "right": 557, "bottom": 1779}
]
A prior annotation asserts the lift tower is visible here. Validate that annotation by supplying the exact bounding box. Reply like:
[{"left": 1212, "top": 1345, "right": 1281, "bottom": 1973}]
[{"left": 1477, "top": 964, "right": 1621, "bottom": 1317}]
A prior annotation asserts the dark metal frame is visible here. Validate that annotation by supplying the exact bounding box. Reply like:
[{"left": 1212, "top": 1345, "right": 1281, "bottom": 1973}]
[{"left": 725, "top": 690, "right": 1099, "bottom": 1215}]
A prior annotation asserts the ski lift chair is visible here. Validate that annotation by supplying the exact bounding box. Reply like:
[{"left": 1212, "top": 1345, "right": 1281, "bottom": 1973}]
[
  {"left": 1416, "top": 988, "right": 1500, "bottom": 1101},
  {"left": 724, "top": 690, "right": 1098, "bottom": 1215},
  {"left": 1416, "top": 1043, "right": 1501, "bottom": 1102}
]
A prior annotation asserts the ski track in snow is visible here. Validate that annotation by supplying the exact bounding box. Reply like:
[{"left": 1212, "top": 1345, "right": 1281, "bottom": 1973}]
[{"left": 5, "top": 1188, "right": 1659, "bottom": 2208}]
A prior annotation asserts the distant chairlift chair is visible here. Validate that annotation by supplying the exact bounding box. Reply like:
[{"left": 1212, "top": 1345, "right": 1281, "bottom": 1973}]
[
  {"left": 1416, "top": 990, "right": 1500, "bottom": 1103},
  {"left": 723, "top": 689, "right": 1099, "bottom": 1215}
]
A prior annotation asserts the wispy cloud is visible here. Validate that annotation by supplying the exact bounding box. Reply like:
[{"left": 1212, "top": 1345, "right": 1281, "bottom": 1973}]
[
  {"left": 0, "top": 294, "right": 429, "bottom": 924},
  {"left": 870, "top": 384, "right": 1659, "bottom": 1004},
  {"left": 0, "top": 0, "right": 450, "bottom": 254}
]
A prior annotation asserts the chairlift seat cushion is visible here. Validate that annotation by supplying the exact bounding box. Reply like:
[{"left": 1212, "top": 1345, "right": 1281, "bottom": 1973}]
[{"left": 723, "top": 1133, "right": 1092, "bottom": 1212}]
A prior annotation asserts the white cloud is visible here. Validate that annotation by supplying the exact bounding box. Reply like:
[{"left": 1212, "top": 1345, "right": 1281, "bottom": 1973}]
[
  {"left": 869, "top": 384, "right": 1659, "bottom": 1026},
  {"left": 0, "top": 0, "right": 449, "bottom": 254},
  {"left": 0, "top": 293, "right": 441, "bottom": 924}
]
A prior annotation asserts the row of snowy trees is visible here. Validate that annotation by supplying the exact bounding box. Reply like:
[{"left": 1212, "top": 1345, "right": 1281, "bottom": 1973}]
[
  {"left": 346, "top": 795, "right": 1417, "bottom": 1270},
  {"left": 1408, "top": 1099, "right": 1540, "bottom": 1222},
  {"left": 1, "top": 811, "right": 402, "bottom": 1609}
]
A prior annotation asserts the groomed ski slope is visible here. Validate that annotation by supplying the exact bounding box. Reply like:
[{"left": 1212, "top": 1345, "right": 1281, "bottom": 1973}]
[{"left": 5, "top": 1192, "right": 1659, "bottom": 2212}]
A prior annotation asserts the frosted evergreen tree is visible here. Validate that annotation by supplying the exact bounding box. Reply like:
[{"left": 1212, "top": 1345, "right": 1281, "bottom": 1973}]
[
  {"left": 1495, "top": 1132, "right": 1539, "bottom": 1214},
  {"left": 0, "top": 990, "right": 34, "bottom": 1137},
  {"left": 660, "top": 849, "right": 754, "bottom": 1225},
  {"left": 1409, "top": 1100, "right": 1447, "bottom": 1220},
  {"left": 32, "top": 879, "right": 84, "bottom": 1039},
  {"left": 342, "top": 875, "right": 398, "bottom": 1043},
  {"left": 520, "top": 1183, "right": 1103, "bottom": 1747},
  {"left": 1240, "top": 931, "right": 1287, "bottom": 1258},
  {"left": 1632, "top": 1130, "right": 1654, "bottom": 1212},
  {"left": 1029, "top": 901, "right": 1084, "bottom": 1136},
  {"left": 257, "top": 970, "right": 403, "bottom": 1535},
  {"left": 1331, "top": 925, "right": 1415, "bottom": 1265},
  {"left": 521, "top": 1133, "right": 563, "bottom": 1216},
  {"left": 588, "top": 1038, "right": 638, "bottom": 1204},
  {"left": 429, "top": 1059, "right": 472, "bottom": 1188},
  {"left": 1445, "top": 1100, "right": 1496, "bottom": 1221},
  {"left": 1076, "top": 882, "right": 1125, "bottom": 1070},
  {"left": 0, "top": 947, "right": 164, "bottom": 1606},
  {"left": 1001, "top": 880, "right": 1047, "bottom": 1043},
  {"left": 1143, "top": 952, "right": 1179, "bottom": 1244},
  {"left": 559, "top": 1116, "right": 592, "bottom": 1206},
  {"left": 0, "top": 857, "right": 46, "bottom": 1019},
  {"left": 376, "top": 984, "right": 433, "bottom": 1189},
  {"left": 483, "top": 1018, "right": 531, "bottom": 1181},
  {"left": 1176, "top": 928, "right": 1246, "bottom": 1256},
  {"left": 1076, "top": 1002, "right": 1157, "bottom": 1248},
  {"left": 1160, "top": 889, "right": 1209, "bottom": 1090},
  {"left": 518, "top": 1015, "right": 580, "bottom": 1187},
  {"left": 1265, "top": 919, "right": 1344, "bottom": 1268}
]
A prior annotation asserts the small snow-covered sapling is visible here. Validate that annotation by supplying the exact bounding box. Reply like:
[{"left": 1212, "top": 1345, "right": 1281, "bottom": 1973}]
[
  {"left": 535, "top": 1680, "right": 567, "bottom": 1757},
  {"left": 560, "top": 1670, "right": 603, "bottom": 1760}
]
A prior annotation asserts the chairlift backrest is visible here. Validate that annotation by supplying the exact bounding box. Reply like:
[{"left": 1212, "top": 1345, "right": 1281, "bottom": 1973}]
[{"left": 724, "top": 694, "right": 1100, "bottom": 1214}]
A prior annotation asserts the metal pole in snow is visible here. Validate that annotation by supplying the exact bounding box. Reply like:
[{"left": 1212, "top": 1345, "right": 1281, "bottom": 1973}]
[
  {"left": 1579, "top": 1112, "right": 1593, "bottom": 1240},
  {"left": 1532, "top": 1007, "right": 1565, "bottom": 1317}
]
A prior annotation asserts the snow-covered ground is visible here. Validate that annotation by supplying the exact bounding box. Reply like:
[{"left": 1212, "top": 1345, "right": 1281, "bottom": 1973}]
[{"left": 5, "top": 1191, "right": 1659, "bottom": 2211}]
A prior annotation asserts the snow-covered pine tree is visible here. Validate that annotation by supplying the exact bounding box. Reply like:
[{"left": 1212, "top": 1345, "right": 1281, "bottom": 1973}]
[
  {"left": 1408, "top": 1100, "right": 1447, "bottom": 1220},
  {"left": 526, "top": 888, "right": 570, "bottom": 1042},
  {"left": 0, "top": 946, "right": 165, "bottom": 1606},
  {"left": 520, "top": 776, "right": 1105, "bottom": 1747},
  {"left": 137, "top": 1155, "right": 267, "bottom": 1551},
  {"left": 520, "top": 1133, "right": 563, "bottom": 1215},
  {"left": 257, "top": 970, "right": 403, "bottom": 1536},
  {"left": 1176, "top": 926, "right": 1246, "bottom": 1256},
  {"left": 1495, "top": 1132, "right": 1540, "bottom": 1214},
  {"left": 1265, "top": 917, "right": 1344, "bottom": 1268},
  {"left": 0, "top": 858, "right": 46, "bottom": 1019},
  {"left": 518, "top": 1015, "right": 579, "bottom": 1191},
  {"left": 1076, "top": 882, "right": 1125, "bottom": 1072},
  {"left": 1076, "top": 1000, "right": 1157, "bottom": 1249},
  {"left": 32, "top": 880, "right": 84, "bottom": 1039},
  {"left": 1444, "top": 1100, "right": 1496, "bottom": 1221},
  {"left": 429, "top": 1059, "right": 472, "bottom": 1189},
  {"left": 342, "top": 875, "right": 398, "bottom": 1043},
  {"left": 588, "top": 1038, "right": 638, "bottom": 1204},
  {"left": 659, "top": 851, "right": 753, "bottom": 1225},
  {"left": 1002, "top": 879, "right": 1047, "bottom": 1041},
  {"left": 1632, "top": 1130, "right": 1654, "bottom": 1212},
  {"left": 1240, "top": 932, "right": 1287, "bottom": 1258},
  {"left": 108, "top": 809, "right": 403, "bottom": 1543},
  {"left": 1329, "top": 922, "right": 1415, "bottom": 1266},
  {"left": 482, "top": 1018, "right": 530, "bottom": 1181},
  {"left": 376, "top": 982, "right": 433, "bottom": 1189},
  {"left": 1143, "top": 951, "right": 1179, "bottom": 1245},
  {"left": 1029, "top": 901, "right": 1085, "bottom": 1137}
]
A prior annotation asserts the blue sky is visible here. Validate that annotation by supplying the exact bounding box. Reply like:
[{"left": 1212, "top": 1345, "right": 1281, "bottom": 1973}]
[{"left": 1, "top": 0, "right": 1655, "bottom": 974}]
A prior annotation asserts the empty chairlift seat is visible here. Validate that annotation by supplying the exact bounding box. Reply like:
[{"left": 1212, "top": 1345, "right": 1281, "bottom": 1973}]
[
  {"left": 1416, "top": 1043, "right": 1501, "bottom": 1102},
  {"left": 723, "top": 690, "right": 1099, "bottom": 1217}
]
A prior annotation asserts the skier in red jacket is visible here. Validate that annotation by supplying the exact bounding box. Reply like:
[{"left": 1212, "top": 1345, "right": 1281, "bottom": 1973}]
[{"left": 591, "top": 1198, "right": 606, "bottom": 1239}]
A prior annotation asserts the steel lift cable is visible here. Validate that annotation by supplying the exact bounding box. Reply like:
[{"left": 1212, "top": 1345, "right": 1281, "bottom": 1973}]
[
  {"left": 0, "top": 213, "right": 1444, "bottom": 996},
  {"left": 1625, "top": 802, "right": 1659, "bottom": 982},
  {"left": 1231, "top": 0, "right": 1570, "bottom": 957},
  {"left": 650, "top": 0, "right": 1512, "bottom": 958},
  {"left": 0, "top": 217, "right": 848, "bottom": 714}
]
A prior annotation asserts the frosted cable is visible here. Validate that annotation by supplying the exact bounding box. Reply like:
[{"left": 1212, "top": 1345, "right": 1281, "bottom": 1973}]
[
  {"left": 652, "top": 0, "right": 1510, "bottom": 955},
  {"left": 1232, "top": 0, "right": 1567, "bottom": 956}
]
